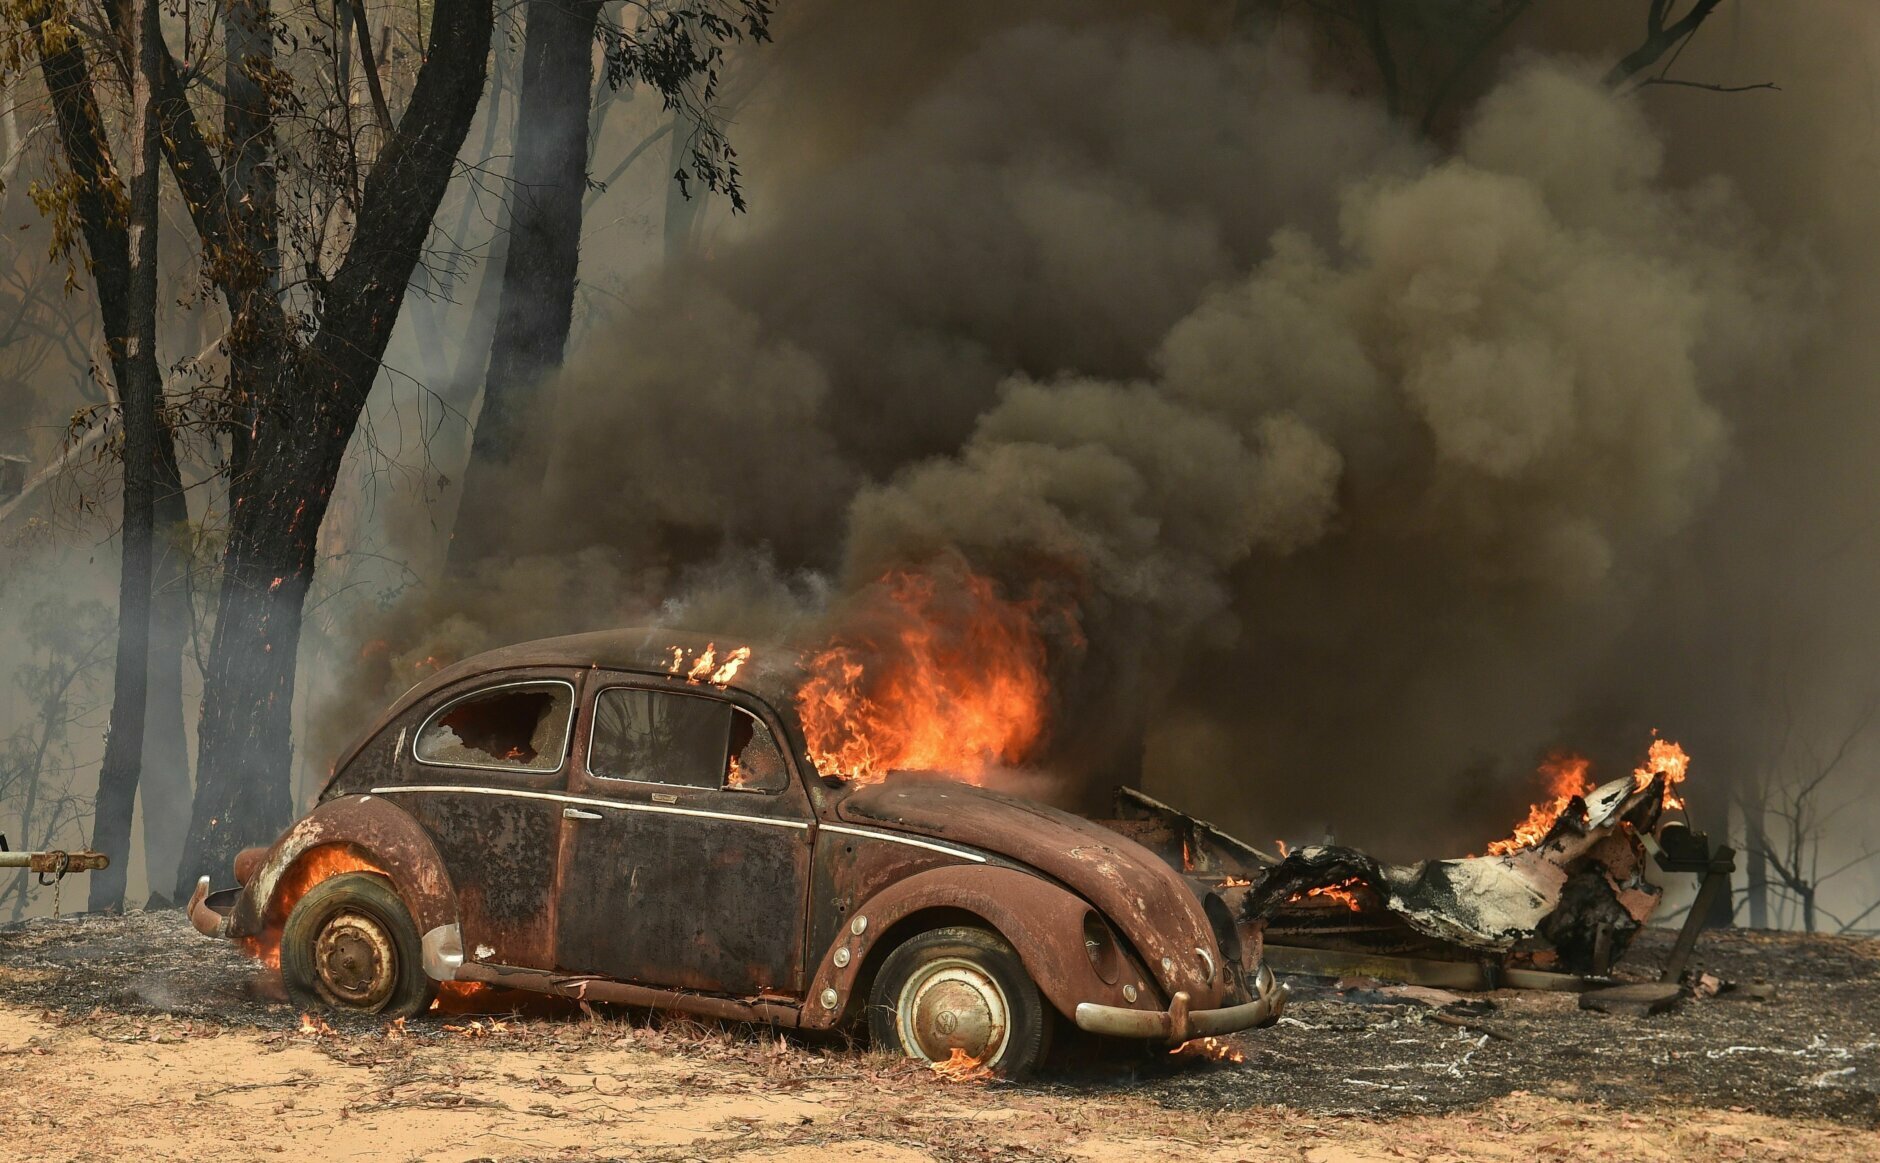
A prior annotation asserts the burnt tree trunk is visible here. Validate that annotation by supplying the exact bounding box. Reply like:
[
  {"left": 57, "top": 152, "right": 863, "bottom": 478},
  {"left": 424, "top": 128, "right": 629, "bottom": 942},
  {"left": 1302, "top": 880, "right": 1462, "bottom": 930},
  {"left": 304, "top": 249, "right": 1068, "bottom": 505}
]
[
  {"left": 87, "top": 0, "right": 165, "bottom": 912},
  {"left": 175, "top": 0, "right": 496, "bottom": 898},
  {"left": 139, "top": 440, "right": 193, "bottom": 905},
  {"left": 221, "top": 0, "right": 283, "bottom": 481},
  {"left": 451, "top": 0, "right": 603, "bottom": 569}
]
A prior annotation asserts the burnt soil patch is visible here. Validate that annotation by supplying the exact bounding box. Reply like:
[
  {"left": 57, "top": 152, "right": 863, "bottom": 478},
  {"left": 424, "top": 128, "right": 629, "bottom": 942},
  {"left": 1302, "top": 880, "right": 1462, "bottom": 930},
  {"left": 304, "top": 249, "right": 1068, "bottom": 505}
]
[{"left": 0, "top": 910, "right": 1873, "bottom": 1126}]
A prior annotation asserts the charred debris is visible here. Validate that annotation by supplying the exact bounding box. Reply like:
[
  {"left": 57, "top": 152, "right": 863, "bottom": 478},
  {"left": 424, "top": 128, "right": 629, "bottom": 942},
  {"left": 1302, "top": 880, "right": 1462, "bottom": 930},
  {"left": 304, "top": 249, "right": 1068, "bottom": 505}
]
[{"left": 1101, "top": 772, "right": 1736, "bottom": 1005}]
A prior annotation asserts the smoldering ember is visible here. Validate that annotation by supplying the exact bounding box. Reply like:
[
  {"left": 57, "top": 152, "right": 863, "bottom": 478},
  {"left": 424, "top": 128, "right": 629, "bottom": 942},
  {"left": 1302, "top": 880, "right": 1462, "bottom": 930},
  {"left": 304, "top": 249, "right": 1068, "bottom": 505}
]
[{"left": 3, "top": 4, "right": 1880, "bottom": 1162}]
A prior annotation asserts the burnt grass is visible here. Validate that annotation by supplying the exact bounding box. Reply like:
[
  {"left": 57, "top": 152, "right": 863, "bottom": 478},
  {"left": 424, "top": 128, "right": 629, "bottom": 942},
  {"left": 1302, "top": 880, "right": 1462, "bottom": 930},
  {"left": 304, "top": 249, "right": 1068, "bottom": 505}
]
[{"left": 0, "top": 909, "right": 1874, "bottom": 1127}]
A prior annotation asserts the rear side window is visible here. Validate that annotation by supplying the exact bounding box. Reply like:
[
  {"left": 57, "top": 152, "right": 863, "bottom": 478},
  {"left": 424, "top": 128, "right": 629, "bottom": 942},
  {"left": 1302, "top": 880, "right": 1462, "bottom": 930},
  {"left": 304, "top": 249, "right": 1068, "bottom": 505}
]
[
  {"left": 589, "top": 688, "right": 791, "bottom": 793},
  {"left": 415, "top": 681, "right": 574, "bottom": 772}
]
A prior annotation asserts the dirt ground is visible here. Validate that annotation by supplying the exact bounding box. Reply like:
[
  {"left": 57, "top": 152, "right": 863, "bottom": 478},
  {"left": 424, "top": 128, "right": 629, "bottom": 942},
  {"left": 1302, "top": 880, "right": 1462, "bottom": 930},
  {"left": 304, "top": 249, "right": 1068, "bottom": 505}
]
[{"left": 0, "top": 911, "right": 1875, "bottom": 1162}]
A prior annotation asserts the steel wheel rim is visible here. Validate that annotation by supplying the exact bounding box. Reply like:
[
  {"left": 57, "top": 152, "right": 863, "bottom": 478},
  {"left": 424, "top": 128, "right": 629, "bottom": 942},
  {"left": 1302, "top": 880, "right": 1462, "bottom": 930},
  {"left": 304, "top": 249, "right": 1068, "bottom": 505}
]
[
  {"left": 894, "top": 956, "right": 1010, "bottom": 1066},
  {"left": 311, "top": 908, "right": 398, "bottom": 1011}
]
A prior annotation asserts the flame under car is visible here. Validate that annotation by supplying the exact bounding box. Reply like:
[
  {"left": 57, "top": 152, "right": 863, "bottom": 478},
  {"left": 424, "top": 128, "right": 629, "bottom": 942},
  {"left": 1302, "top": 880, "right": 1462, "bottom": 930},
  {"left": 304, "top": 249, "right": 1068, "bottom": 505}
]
[{"left": 186, "top": 629, "right": 1286, "bottom": 1075}]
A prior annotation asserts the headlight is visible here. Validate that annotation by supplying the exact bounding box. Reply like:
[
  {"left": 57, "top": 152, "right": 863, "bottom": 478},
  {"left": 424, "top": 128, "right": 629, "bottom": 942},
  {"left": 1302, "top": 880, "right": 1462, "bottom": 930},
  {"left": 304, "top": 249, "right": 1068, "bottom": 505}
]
[
  {"left": 1083, "top": 911, "right": 1122, "bottom": 985},
  {"left": 1202, "top": 891, "right": 1242, "bottom": 965}
]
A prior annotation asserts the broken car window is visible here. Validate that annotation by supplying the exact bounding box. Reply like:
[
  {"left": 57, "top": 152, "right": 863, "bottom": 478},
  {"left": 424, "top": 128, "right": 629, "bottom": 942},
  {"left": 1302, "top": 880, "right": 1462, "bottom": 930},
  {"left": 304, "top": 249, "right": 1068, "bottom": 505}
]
[
  {"left": 590, "top": 688, "right": 730, "bottom": 789},
  {"left": 727, "top": 711, "right": 790, "bottom": 793},
  {"left": 415, "top": 682, "right": 573, "bottom": 772},
  {"left": 588, "top": 689, "right": 791, "bottom": 792}
]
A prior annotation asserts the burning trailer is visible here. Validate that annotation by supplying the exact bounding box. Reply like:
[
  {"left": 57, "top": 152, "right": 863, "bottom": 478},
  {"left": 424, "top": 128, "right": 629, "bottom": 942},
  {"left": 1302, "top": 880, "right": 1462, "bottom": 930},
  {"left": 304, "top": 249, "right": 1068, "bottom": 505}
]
[{"left": 1104, "top": 742, "right": 1736, "bottom": 995}]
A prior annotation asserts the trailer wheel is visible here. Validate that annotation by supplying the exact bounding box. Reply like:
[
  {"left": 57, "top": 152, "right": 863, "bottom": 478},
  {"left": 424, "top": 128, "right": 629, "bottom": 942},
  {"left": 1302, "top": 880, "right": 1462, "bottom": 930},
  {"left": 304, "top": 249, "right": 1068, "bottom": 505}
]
[
  {"left": 867, "top": 925, "right": 1050, "bottom": 1077},
  {"left": 281, "top": 872, "right": 436, "bottom": 1018}
]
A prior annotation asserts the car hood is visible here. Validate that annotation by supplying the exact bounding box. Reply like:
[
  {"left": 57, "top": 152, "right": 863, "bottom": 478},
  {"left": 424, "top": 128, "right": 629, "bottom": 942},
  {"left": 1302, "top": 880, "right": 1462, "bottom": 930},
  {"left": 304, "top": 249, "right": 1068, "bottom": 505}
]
[{"left": 835, "top": 775, "right": 1226, "bottom": 1004}]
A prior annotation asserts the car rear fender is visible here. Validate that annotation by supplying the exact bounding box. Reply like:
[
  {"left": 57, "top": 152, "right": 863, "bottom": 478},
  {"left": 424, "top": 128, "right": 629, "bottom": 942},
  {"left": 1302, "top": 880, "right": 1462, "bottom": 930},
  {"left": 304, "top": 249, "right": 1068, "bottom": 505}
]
[
  {"left": 220, "top": 795, "right": 461, "bottom": 977},
  {"left": 798, "top": 863, "right": 1163, "bottom": 1030}
]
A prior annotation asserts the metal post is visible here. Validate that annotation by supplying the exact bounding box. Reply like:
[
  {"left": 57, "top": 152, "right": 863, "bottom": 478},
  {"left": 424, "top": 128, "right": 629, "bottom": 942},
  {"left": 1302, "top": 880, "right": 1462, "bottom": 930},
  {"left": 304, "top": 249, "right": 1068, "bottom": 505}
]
[{"left": 1659, "top": 845, "right": 1736, "bottom": 984}]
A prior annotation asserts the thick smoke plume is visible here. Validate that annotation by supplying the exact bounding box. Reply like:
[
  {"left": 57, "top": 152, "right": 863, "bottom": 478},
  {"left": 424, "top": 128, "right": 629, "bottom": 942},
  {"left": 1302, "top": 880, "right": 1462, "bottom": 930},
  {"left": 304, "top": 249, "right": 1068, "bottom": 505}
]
[{"left": 340, "top": 8, "right": 1825, "bottom": 858}]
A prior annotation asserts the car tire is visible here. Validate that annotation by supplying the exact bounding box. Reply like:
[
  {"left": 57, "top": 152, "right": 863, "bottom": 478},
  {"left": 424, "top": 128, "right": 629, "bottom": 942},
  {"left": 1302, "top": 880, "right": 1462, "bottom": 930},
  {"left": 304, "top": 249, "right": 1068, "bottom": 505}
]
[
  {"left": 280, "top": 871, "right": 437, "bottom": 1018},
  {"left": 867, "top": 925, "right": 1050, "bottom": 1078}
]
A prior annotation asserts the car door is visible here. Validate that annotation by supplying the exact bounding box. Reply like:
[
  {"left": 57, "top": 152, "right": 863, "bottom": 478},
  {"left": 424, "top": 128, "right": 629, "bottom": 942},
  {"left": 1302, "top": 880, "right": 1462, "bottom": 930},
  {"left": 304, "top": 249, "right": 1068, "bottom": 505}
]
[
  {"left": 555, "top": 677, "right": 815, "bottom": 998},
  {"left": 387, "top": 671, "right": 581, "bottom": 970}
]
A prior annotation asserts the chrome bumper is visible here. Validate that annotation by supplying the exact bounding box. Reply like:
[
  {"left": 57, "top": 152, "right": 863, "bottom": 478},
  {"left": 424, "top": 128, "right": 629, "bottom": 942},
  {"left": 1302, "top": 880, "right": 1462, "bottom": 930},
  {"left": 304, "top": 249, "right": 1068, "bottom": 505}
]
[
  {"left": 1074, "top": 963, "right": 1288, "bottom": 1043},
  {"left": 185, "top": 876, "right": 237, "bottom": 938}
]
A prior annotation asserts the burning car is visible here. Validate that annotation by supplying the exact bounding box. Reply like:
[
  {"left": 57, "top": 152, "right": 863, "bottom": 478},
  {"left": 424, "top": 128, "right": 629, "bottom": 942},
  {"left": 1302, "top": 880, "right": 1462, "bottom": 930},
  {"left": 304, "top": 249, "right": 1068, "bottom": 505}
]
[{"left": 186, "top": 629, "right": 1286, "bottom": 1075}]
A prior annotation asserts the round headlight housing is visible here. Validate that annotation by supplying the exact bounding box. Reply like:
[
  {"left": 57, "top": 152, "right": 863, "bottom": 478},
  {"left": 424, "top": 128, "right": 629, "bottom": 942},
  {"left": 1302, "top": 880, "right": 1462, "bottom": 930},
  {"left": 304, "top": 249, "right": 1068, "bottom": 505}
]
[{"left": 1083, "top": 911, "right": 1122, "bottom": 985}]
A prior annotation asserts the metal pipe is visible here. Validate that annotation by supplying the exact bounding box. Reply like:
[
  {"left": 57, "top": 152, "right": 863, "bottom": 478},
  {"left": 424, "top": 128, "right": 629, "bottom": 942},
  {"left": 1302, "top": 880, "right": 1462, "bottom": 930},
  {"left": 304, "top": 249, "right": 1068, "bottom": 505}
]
[{"left": 0, "top": 850, "right": 109, "bottom": 873}]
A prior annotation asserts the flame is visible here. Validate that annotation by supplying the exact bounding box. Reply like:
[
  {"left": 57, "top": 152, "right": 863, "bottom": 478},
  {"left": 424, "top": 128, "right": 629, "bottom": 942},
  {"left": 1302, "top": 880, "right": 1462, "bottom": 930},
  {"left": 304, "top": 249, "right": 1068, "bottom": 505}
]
[
  {"left": 1218, "top": 876, "right": 1252, "bottom": 889},
  {"left": 1274, "top": 839, "right": 1290, "bottom": 858},
  {"left": 296, "top": 1013, "right": 335, "bottom": 1037},
  {"left": 796, "top": 565, "right": 1053, "bottom": 786},
  {"left": 1171, "top": 1036, "right": 1246, "bottom": 1064},
  {"left": 431, "top": 980, "right": 503, "bottom": 1013},
  {"left": 1287, "top": 876, "right": 1365, "bottom": 912},
  {"left": 1633, "top": 734, "right": 1691, "bottom": 810},
  {"left": 930, "top": 1047, "right": 993, "bottom": 1081},
  {"left": 1484, "top": 738, "right": 1694, "bottom": 856},
  {"left": 666, "top": 643, "right": 753, "bottom": 687},
  {"left": 1486, "top": 753, "right": 1595, "bottom": 857},
  {"left": 241, "top": 846, "right": 390, "bottom": 971}
]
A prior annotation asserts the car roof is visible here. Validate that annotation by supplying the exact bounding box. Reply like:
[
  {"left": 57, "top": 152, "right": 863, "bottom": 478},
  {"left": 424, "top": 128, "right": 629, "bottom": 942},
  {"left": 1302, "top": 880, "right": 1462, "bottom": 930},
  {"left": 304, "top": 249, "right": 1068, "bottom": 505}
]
[{"left": 412, "top": 627, "right": 806, "bottom": 701}]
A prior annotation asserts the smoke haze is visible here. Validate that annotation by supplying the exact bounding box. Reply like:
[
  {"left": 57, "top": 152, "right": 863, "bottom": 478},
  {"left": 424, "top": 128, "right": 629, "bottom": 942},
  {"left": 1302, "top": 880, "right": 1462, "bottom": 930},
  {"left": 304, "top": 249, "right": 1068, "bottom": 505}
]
[{"left": 331, "top": 2, "right": 1878, "bottom": 872}]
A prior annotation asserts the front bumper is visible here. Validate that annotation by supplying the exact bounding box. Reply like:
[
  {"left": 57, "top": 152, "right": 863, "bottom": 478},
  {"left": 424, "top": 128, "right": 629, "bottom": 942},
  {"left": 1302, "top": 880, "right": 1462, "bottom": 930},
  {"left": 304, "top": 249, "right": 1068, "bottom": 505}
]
[
  {"left": 185, "top": 876, "right": 239, "bottom": 938},
  {"left": 1073, "top": 963, "right": 1288, "bottom": 1043}
]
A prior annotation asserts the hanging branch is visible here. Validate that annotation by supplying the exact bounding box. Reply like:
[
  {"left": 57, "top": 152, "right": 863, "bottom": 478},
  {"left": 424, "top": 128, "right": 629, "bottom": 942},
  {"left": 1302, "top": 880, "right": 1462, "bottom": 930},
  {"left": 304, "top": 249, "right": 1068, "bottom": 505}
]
[{"left": 346, "top": 0, "right": 395, "bottom": 134}]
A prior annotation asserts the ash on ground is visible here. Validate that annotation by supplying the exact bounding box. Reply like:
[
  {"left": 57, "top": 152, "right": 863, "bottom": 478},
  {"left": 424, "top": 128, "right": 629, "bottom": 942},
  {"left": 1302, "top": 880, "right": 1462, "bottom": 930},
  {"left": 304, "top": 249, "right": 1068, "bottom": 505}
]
[{"left": 0, "top": 910, "right": 1873, "bottom": 1126}]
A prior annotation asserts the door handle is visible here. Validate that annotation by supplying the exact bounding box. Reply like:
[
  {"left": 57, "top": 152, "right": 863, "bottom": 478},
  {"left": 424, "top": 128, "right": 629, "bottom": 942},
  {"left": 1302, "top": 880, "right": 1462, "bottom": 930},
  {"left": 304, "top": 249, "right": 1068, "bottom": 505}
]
[{"left": 563, "top": 807, "right": 604, "bottom": 821}]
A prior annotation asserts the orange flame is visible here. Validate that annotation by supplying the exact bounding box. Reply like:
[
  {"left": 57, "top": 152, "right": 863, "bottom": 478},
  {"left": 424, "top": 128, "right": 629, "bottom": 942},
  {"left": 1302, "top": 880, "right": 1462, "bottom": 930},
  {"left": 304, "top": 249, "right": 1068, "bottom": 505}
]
[
  {"left": 796, "top": 566, "right": 1053, "bottom": 786},
  {"left": 930, "top": 1047, "right": 993, "bottom": 1081},
  {"left": 296, "top": 1013, "right": 335, "bottom": 1037},
  {"left": 1171, "top": 1036, "right": 1246, "bottom": 1063},
  {"left": 431, "top": 980, "right": 504, "bottom": 1013},
  {"left": 666, "top": 643, "right": 753, "bottom": 687},
  {"left": 1287, "top": 876, "right": 1366, "bottom": 912},
  {"left": 1486, "top": 753, "right": 1594, "bottom": 857},
  {"left": 1633, "top": 734, "right": 1691, "bottom": 810},
  {"left": 1485, "top": 738, "right": 1694, "bottom": 856}
]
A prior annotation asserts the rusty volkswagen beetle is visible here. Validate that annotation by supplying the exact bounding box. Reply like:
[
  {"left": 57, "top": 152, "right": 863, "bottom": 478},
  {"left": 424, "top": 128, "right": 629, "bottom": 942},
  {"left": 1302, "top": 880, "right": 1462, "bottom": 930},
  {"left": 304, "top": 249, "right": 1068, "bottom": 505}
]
[{"left": 188, "top": 629, "right": 1285, "bottom": 1074}]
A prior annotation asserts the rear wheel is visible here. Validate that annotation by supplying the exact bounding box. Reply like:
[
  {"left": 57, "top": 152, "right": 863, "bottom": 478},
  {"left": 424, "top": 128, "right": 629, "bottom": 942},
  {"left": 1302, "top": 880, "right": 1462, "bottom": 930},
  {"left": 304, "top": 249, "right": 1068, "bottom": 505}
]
[
  {"left": 281, "top": 872, "right": 436, "bottom": 1018},
  {"left": 867, "top": 925, "right": 1050, "bottom": 1077}
]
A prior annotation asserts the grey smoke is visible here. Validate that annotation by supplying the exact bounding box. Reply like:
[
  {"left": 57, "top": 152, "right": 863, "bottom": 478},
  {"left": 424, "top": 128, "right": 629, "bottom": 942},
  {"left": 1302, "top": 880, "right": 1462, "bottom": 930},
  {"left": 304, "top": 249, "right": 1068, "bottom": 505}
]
[{"left": 350, "top": 10, "right": 1836, "bottom": 861}]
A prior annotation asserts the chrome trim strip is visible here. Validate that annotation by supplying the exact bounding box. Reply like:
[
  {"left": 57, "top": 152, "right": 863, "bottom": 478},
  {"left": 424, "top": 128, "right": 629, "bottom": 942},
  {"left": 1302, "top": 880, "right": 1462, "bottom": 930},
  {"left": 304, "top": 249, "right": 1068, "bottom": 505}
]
[
  {"left": 410, "top": 679, "right": 577, "bottom": 775},
  {"left": 369, "top": 784, "right": 810, "bottom": 830},
  {"left": 821, "top": 823, "right": 988, "bottom": 863}
]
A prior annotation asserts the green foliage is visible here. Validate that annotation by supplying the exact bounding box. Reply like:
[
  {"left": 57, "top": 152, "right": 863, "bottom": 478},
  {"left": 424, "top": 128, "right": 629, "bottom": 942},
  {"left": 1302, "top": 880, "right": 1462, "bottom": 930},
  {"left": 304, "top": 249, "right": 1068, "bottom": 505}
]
[{"left": 599, "top": 2, "right": 774, "bottom": 212}]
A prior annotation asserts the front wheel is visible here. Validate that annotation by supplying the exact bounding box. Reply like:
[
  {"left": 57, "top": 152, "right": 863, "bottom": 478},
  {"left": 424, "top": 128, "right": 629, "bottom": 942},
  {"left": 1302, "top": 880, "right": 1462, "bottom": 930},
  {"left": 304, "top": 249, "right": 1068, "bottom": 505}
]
[
  {"left": 280, "top": 871, "right": 437, "bottom": 1018},
  {"left": 867, "top": 925, "right": 1050, "bottom": 1077}
]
